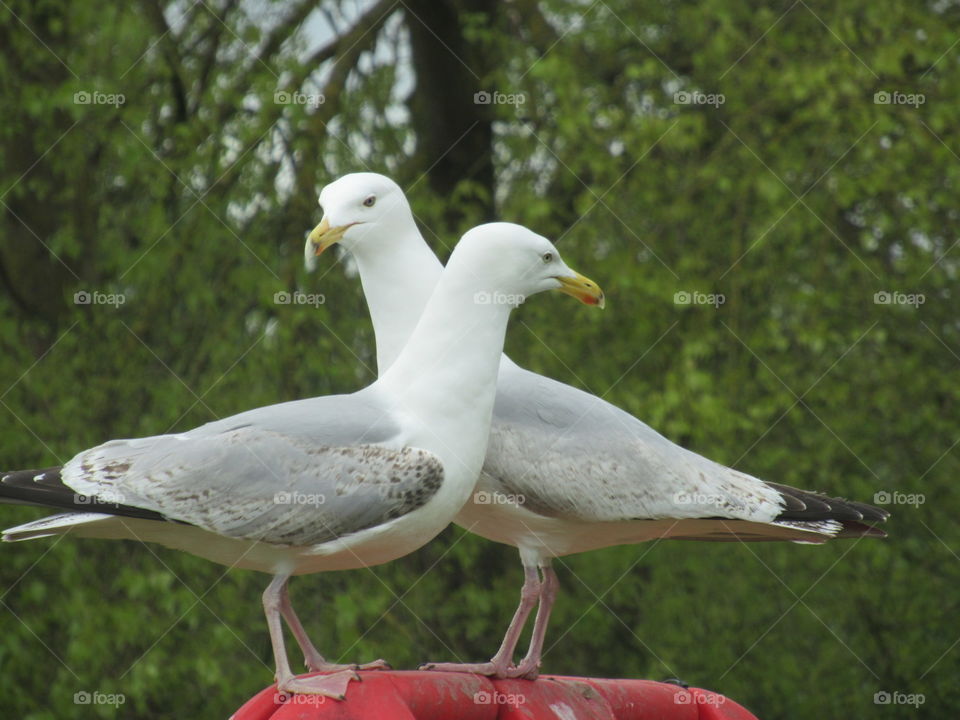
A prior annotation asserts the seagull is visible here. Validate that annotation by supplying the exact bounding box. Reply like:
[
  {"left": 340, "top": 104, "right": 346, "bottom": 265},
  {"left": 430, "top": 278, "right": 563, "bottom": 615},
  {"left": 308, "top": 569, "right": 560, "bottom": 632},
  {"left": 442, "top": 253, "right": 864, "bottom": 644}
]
[
  {"left": 306, "top": 172, "right": 889, "bottom": 679},
  {"left": 0, "top": 222, "right": 603, "bottom": 698}
]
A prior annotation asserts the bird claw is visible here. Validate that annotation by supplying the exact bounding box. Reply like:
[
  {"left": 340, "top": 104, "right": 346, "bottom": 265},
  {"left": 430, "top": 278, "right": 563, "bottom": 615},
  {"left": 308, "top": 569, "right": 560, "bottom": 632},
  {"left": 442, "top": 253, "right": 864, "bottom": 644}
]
[
  {"left": 276, "top": 669, "right": 360, "bottom": 699},
  {"left": 420, "top": 657, "right": 541, "bottom": 680},
  {"left": 419, "top": 660, "right": 509, "bottom": 677},
  {"left": 305, "top": 657, "right": 390, "bottom": 673},
  {"left": 504, "top": 659, "right": 540, "bottom": 680}
]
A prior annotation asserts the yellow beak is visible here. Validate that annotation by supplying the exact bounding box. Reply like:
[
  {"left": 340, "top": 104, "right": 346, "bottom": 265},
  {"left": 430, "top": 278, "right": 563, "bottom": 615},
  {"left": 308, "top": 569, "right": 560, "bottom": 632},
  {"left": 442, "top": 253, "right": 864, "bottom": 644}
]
[
  {"left": 307, "top": 216, "right": 357, "bottom": 256},
  {"left": 555, "top": 270, "right": 605, "bottom": 308}
]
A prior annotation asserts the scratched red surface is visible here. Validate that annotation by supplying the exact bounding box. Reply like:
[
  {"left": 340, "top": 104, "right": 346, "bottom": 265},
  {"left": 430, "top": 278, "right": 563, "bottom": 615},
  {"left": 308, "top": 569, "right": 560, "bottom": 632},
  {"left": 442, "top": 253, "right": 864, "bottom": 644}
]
[{"left": 230, "top": 672, "right": 760, "bottom": 720}]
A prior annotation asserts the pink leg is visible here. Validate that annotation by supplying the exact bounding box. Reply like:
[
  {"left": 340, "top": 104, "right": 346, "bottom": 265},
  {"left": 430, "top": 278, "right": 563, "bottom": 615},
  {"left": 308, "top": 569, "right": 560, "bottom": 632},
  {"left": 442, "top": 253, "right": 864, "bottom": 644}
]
[
  {"left": 263, "top": 574, "right": 359, "bottom": 698},
  {"left": 510, "top": 562, "right": 558, "bottom": 679},
  {"left": 420, "top": 563, "right": 541, "bottom": 677},
  {"left": 277, "top": 580, "right": 389, "bottom": 672}
]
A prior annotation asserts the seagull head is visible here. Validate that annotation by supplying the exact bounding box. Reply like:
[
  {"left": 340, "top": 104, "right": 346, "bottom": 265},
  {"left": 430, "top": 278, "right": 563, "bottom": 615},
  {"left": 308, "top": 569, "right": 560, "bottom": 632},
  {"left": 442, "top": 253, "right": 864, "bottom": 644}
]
[
  {"left": 305, "top": 173, "right": 414, "bottom": 267},
  {"left": 452, "top": 222, "right": 605, "bottom": 308}
]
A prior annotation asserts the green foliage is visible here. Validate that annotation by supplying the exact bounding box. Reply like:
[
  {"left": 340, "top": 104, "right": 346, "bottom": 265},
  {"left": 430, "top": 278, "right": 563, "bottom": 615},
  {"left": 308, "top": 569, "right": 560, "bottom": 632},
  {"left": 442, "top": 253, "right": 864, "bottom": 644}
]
[{"left": 0, "top": 0, "right": 956, "bottom": 717}]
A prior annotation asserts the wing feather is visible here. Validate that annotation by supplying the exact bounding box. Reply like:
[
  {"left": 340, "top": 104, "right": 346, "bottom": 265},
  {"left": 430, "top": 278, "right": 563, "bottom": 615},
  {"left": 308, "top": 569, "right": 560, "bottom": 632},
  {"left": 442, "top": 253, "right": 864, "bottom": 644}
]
[
  {"left": 61, "top": 427, "right": 443, "bottom": 547},
  {"left": 4, "top": 390, "right": 444, "bottom": 548},
  {"left": 483, "top": 364, "right": 886, "bottom": 530}
]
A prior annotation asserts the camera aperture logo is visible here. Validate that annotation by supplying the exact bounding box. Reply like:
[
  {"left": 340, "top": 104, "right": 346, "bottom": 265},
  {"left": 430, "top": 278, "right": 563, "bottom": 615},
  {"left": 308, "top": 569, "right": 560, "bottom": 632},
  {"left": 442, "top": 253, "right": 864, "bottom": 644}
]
[
  {"left": 474, "top": 290, "right": 525, "bottom": 306},
  {"left": 74, "top": 489, "right": 127, "bottom": 506},
  {"left": 674, "top": 690, "right": 727, "bottom": 706},
  {"left": 474, "top": 490, "right": 525, "bottom": 506},
  {"left": 474, "top": 90, "right": 526, "bottom": 107},
  {"left": 674, "top": 90, "right": 725, "bottom": 107},
  {"left": 674, "top": 290, "right": 725, "bottom": 308},
  {"left": 274, "top": 491, "right": 326, "bottom": 507},
  {"left": 874, "top": 690, "right": 924, "bottom": 707},
  {"left": 274, "top": 291, "right": 325, "bottom": 307},
  {"left": 74, "top": 290, "right": 126, "bottom": 307},
  {"left": 473, "top": 690, "right": 526, "bottom": 707},
  {"left": 873, "top": 91, "right": 924, "bottom": 108},
  {"left": 274, "top": 692, "right": 327, "bottom": 706},
  {"left": 74, "top": 690, "right": 125, "bottom": 707},
  {"left": 74, "top": 90, "right": 125, "bottom": 107},
  {"left": 274, "top": 90, "right": 325, "bottom": 108},
  {"left": 873, "top": 490, "right": 924, "bottom": 508},
  {"left": 674, "top": 491, "right": 721, "bottom": 506},
  {"left": 874, "top": 290, "right": 924, "bottom": 308}
]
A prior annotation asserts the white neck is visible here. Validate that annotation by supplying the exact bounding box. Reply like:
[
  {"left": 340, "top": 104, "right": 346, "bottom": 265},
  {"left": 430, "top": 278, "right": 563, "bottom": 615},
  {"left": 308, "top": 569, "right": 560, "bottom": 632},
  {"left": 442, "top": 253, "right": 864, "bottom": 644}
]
[
  {"left": 373, "top": 257, "right": 513, "bottom": 482},
  {"left": 352, "top": 226, "right": 443, "bottom": 374}
]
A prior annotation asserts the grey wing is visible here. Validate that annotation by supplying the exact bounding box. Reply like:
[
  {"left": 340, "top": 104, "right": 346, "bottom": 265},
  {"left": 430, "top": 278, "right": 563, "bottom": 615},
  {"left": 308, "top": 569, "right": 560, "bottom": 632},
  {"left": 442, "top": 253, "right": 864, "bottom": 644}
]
[
  {"left": 483, "top": 366, "right": 784, "bottom": 523},
  {"left": 62, "top": 393, "right": 445, "bottom": 546},
  {"left": 190, "top": 390, "right": 401, "bottom": 446}
]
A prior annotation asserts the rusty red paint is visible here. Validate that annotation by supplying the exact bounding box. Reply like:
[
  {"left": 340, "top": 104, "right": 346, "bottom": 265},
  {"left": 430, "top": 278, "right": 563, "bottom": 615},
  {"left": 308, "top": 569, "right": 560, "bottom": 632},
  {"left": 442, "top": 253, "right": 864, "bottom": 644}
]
[{"left": 231, "top": 671, "right": 759, "bottom": 720}]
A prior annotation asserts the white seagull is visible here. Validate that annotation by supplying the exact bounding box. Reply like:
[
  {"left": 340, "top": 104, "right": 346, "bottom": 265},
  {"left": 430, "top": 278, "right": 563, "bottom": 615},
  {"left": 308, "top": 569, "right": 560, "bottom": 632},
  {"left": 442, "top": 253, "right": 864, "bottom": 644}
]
[
  {"left": 306, "top": 172, "right": 889, "bottom": 679},
  {"left": 0, "top": 223, "right": 603, "bottom": 697}
]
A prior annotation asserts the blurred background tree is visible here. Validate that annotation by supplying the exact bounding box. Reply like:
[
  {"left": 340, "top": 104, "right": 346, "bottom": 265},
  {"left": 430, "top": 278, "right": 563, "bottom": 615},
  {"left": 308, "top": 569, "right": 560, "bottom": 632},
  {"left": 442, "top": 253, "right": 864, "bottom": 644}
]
[{"left": 0, "top": 0, "right": 956, "bottom": 717}]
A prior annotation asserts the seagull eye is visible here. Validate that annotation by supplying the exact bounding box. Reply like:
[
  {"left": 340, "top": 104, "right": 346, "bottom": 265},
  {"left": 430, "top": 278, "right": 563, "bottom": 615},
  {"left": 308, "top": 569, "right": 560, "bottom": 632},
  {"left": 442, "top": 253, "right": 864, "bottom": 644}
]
[
  {"left": 363, "top": 195, "right": 376, "bottom": 208},
  {"left": 542, "top": 252, "right": 554, "bottom": 263}
]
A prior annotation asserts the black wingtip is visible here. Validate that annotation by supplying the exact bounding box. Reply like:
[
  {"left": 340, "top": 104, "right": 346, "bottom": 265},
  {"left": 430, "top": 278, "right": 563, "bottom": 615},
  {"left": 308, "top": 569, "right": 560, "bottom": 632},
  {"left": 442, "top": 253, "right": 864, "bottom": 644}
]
[
  {"left": 768, "top": 481, "right": 889, "bottom": 530},
  {"left": 0, "top": 466, "right": 166, "bottom": 521}
]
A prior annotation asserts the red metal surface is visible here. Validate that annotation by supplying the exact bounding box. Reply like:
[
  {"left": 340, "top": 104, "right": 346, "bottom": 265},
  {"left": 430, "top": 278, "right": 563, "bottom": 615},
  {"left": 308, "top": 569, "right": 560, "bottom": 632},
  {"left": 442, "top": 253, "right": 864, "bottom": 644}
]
[{"left": 230, "top": 672, "right": 759, "bottom": 720}]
